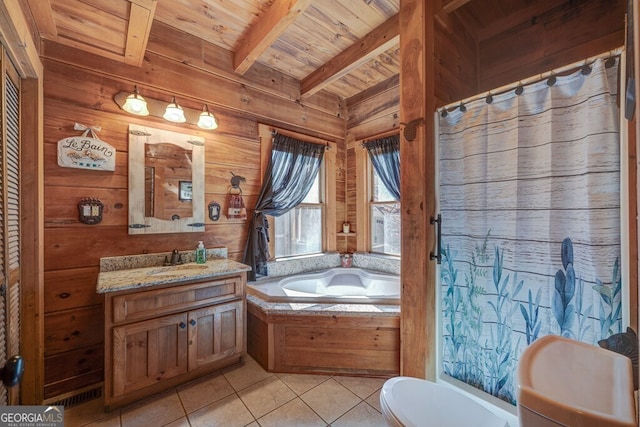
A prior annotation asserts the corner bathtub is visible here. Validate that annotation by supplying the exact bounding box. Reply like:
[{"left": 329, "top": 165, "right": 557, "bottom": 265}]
[
  {"left": 247, "top": 267, "right": 400, "bottom": 305},
  {"left": 247, "top": 267, "right": 401, "bottom": 376}
]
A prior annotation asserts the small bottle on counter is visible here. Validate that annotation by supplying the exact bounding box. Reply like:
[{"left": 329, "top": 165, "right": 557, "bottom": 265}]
[
  {"left": 341, "top": 253, "right": 352, "bottom": 268},
  {"left": 195, "top": 241, "right": 206, "bottom": 264}
]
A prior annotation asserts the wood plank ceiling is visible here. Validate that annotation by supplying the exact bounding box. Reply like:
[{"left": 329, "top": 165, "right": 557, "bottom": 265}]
[{"left": 23, "top": 0, "right": 562, "bottom": 101}]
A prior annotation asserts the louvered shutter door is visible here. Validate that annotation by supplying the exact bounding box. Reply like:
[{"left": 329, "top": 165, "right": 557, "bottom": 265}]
[
  {"left": 0, "top": 56, "right": 21, "bottom": 405},
  {"left": 5, "top": 70, "right": 19, "bottom": 371},
  {"left": 0, "top": 71, "right": 5, "bottom": 406}
]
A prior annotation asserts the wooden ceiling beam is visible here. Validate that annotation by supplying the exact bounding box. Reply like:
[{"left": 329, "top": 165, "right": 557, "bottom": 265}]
[
  {"left": 233, "top": 0, "right": 314, "bottom": 75},
  {"left": 347, "top": 74, "right": 399, "bottom": 107},
  {"left": 1, "top": 0, "right": 42, "bottom": 77},
  {"left": 124, "top": 0, "right": 157, "bottom": 66},
  {"left": 301, "top": 13, "right": 399, "bottom": 98},
  {"left": 25, "top": 0, "right": 57, "bottom": 39}
]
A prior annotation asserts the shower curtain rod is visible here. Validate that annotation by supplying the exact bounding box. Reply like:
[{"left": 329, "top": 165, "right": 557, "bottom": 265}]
[{"left": 439, "top": 46, "right": 624, "bottom": 112}]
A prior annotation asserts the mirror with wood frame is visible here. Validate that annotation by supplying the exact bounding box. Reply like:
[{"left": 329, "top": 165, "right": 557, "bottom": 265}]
[{"left": 128, "top": 124, "right": 205, "bottom": 234}]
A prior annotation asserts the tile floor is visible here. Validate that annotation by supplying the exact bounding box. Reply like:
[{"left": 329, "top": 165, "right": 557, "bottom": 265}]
[{"left": 64, "top": 356, "right": 390, "bottom": 427}]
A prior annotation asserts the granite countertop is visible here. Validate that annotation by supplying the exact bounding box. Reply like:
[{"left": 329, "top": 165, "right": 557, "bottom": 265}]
[
  {"left": 97, "top": 258, "right": 251, "bottom": 294},
  {"left": 247, "top": 295, "right": 400, "bottom": 317}
]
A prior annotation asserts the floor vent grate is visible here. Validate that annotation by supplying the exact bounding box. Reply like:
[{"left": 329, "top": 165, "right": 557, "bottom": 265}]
[{"left": 48, "top": 386, "right": 102, "bottom": 409}]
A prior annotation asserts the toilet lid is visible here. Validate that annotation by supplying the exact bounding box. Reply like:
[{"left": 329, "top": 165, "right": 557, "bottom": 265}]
[
  {"left": 380, "top": 377, "right": 508, "bottom": 427},
  {"left": 379, "top": 390, "right": 404, "bottom": 427},
  {"left": 381, "top": 377, "right": 433, "bottom": 427}
]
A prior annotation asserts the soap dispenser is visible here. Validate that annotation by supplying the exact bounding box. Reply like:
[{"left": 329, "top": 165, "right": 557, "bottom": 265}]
[{"left": 195, "top": 241, "right": 206, "bottom": 264}]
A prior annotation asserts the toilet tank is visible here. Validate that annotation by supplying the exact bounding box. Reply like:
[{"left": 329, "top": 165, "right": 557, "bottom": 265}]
[{"left": 517, "top": 335, "right": 636, "bottom": 427}]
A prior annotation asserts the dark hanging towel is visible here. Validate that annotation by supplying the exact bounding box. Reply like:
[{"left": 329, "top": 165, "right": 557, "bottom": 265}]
[{"left": 625, "top": 0, "right": 635, "bottom": 120}]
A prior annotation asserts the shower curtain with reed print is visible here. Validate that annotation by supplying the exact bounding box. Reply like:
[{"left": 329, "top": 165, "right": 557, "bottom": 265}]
[{"left": 438, "top": 56, "right": 622, "bottom": 405}]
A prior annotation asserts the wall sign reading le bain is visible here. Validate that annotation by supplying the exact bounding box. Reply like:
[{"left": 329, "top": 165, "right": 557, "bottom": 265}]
[{"left": 57, "top": 135, "right": 116, "bottom": 171}]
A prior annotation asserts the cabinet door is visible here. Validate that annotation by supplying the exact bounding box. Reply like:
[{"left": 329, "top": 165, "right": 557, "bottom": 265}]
[
  {"left": 112, "top": 313, "right": 188, "bottom": 396},
  {"left": 188, "top": 300, "right": 243, "bottom": 369}
]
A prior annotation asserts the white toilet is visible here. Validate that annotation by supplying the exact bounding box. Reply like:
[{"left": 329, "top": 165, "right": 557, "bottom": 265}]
[{"left": 380, "top": 376, "right": 509, "bottom": 427}]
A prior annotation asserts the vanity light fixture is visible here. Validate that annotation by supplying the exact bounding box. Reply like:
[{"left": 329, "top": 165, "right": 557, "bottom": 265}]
[
  {"left": 122, "top": 85, "right": 149, "bottom": 116},
  {"left": 163, "top": 96, "right": 186, "bottom": 123},
  {"left": 197, "top": 105, "right": 218, "bottom": 130},
  {"left": 114, "top": 89, "right": 220, "bottom": 130}
]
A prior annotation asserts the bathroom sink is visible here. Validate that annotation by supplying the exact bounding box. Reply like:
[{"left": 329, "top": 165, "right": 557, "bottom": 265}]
[
  {"left": 147, "top": 264, "right": 208, "bottom": 276},
  {"left": 517, "top": 335, "right": 636, "bottom": 427}
]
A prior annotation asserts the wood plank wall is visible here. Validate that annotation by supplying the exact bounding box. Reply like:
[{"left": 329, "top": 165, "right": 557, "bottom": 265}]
[
  {"left": 477, "top": 0, "right": 626, "bottom": 92},
  {"left": 40, "top": 23, "right": 346, "bottom": 399},
  {"left": 345, "top": 13, "right": 477, "bottom": 143}
]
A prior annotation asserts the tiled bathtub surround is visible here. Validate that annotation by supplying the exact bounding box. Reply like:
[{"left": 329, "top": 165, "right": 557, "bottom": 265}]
[
  {"left": 247, "top": 294, "right": 400, "bottom": 317},
  {"left": 264, "top": 253, "right": 340, "bottom": 278},
  {"left": 352, "top": 253, "right": 400, "bottom": 275},
  {"left": 99, "top": 247, "right": 228, "bottom": 272},
  {"left": 263, "top": 252, "right": 399, "bottom": 279}
]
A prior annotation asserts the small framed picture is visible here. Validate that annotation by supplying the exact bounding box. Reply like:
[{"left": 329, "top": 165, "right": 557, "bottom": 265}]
[{"left": 179, "top": 181, "right": 192, "bottom": 201}]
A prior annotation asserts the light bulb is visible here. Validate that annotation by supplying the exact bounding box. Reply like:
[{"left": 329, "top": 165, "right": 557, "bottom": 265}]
[
  {"left": 197, "top": 105, "right": 218, "bottom": 130},
  {"left": 163, "top": 96, "right": 186, "bottom": 123},
  {"left": 122, "top": 86, "right": 149, "bottom": 116}
]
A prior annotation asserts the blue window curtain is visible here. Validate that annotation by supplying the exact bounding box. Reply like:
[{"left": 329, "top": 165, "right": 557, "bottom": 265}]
[
  {"left": 363, "top": 134, "right": 400, "bottom": 201},
  {"left": 243, "top": 133, "right": 325, "bottom": 281}
]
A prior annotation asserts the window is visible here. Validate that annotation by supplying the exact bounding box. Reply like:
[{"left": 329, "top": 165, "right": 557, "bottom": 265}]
[
  {"left": 274, "top": 165, "right": 323, "bottom": 258},
  {"left": 247, "top": 124, "right": 333, "bottom": 280},
  {"left": 370, "top": 162, "right": 400, "bottom": 256}
]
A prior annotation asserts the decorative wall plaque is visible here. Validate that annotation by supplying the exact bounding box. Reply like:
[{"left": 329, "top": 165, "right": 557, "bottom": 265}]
[
  {"left": 58, "top": 123, "right": 116, "bottom": 171},
  {"left": 227, "top": 172, "right": 246, "bottom": 220}
]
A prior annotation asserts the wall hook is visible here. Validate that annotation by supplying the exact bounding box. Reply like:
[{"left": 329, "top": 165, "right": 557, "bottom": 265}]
[{"left": 401, "top": 117, "right": 424, "bottom": 142}]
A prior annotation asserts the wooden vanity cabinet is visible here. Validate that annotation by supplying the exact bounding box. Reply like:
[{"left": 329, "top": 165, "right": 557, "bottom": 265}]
[
  {"left": 112, "top": 312, "right": 189, "bottom": 398},
  {"left": 104, "top": 274, "right": 246, "bottom": 409}
]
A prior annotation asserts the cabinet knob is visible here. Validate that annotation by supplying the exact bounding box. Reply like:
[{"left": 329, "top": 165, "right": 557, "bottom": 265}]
[
  {"left": 189, "top": 319, "right": 196, "bottom": 326},
  {"left": 179, "top": 322, "right": 186, "bottom": 329}
]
